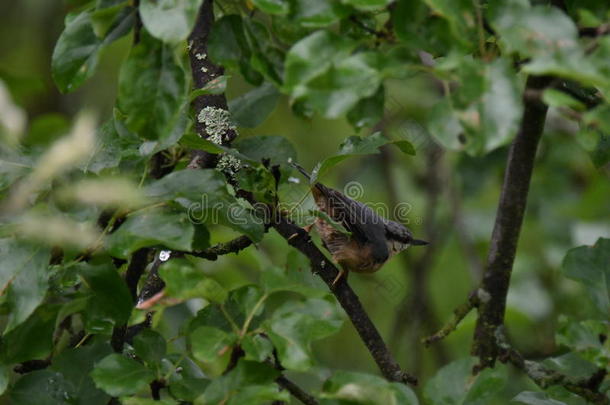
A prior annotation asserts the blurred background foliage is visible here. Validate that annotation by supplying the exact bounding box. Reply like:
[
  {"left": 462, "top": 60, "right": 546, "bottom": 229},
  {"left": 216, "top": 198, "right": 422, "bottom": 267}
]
[{"left": 0, "top": 0, "right": 609, "bottom": 404}]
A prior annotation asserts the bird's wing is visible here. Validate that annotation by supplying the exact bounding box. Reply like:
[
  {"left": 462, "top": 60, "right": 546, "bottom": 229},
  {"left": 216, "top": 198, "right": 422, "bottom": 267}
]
[{"left": 312, "top": 184, "right": 389, "bottom": 262}]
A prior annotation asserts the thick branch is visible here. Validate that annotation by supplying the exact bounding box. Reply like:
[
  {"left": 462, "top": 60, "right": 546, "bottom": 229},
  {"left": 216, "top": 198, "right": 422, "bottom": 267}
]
[
  {"left": 187, "top": 0, "right": 237, "bottom": 169},
  {"left": 272, "top": 214, "right": 417, "bottom": 386},
  {"left": 472, "top": 75, "right": 552, "bottom": 369}
]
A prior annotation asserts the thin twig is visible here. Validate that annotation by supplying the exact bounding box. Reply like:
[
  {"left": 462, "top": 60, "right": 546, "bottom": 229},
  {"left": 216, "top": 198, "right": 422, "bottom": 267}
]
[
  {"left": 174, "top": 235, "right": 254, "bottom": 260},
  {"left": 423, "top": 291, "right": 478, "bottom": 346}
]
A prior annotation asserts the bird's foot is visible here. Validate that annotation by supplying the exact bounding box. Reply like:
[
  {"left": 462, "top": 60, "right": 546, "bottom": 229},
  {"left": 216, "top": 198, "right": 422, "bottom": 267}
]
[
  {"left": 288, "top": 223, "right": 314, "bottom": 241},
  {"left": 331, "top": 269, "right": 347, "bottom": 289}
]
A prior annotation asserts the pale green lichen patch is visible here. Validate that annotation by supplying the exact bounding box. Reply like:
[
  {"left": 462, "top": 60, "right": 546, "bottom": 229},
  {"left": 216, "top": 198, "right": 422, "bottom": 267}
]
[
  {"left": 197, "top": 106, "right": 236, "bottom": 144},
  {"left": 195, "top": 53, "right": 207, "bottom": 60},
  {"left": 217, "top": 153, "right": 241, "bottom": 176}
]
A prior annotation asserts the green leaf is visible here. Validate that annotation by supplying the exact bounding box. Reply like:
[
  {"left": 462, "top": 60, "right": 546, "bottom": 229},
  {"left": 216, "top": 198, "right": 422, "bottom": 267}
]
[
  {"left": 235, "top": 166, "right": 276, "bottom": 203},
  {"left": 293, "top": 52, "right": 382, "bottom": 118},
  {"left": 473, "top": 59, "right": 523, "bottom": 153},
  {"left": 347, "top": 86, "right": 385, "bottom": 129},
  {"left": 233, "top": 135, "right": 297, "bottom": 166},
  {"left": 0, "top": 365, "right": 8, "bottom": 396},
  {"left": 139, "top": 0, "right": 203, "bottom": 43},
  {"left": 561, "top": 238, "right": 610, "bottom": 318},
  {"left": 265, "top": 296, "right": 343, "bottom": 371},
  {"left": 0, "top": 238, "right": 51, "bottom": 333},
  {"left": 583, "top": 104, "right": 610, "bottom": 134},
  {"left": 91, "top": 354, "right": 154, "bottom": 397},
  {"left": 52, "top": 8, "right": 134, "bottom": 93},
  {"left": 423, "top": 0, "right": 476, "bottom": 49},
  {"left": 242, "top": 19, "right": 284, "bottom": 85},
  {"left": 284, "top": 30, "right": 356, "bottom": 90},
  {"left": 190, "top": 75, "right": 229, "bottom": 99},
  {"left": 228, "top": 82, "right": 280, "bottom": 128},
  {"left": 77, "top": 262, "right": 133, "bottom": 333},
  {"left": 144, "top": 169, "right": 265, "bottom": 242},
  {"left": 0, "top": 306, "right": 56, "bottom": 364},
  {"left": 91, "top": 1, "right": 129, "bottom": 38},
  {"left": 199, "top": 359, "right": 286, "bottom": 404},
  {"left": 261, "top": 265, "right": 324, "bottom": 297},
  {"left": 122, "top": 398, "right": 178, "bottom": 405},
  {"left": 513, "top": 391, "right": 568, "bottom": 405},
  {"left": 159, "top": 259, "right": 228, "bottom": 303},
  {"left": 555, "top": 317, "right": 609, "bottom": 367},
  {"left": 429, "top": 58, "right": 523, "bottom": 155},
  {"left": 543, "top": 352, "right": 600, "bottom": 382},
  {"left": 251, "top": 0, "right": 290, "bottom": 15},
  {"left": 291, "top": 0, "right": 350, "bottom": 27},
  {"left": 190, "top": 326, "right": 237, "bottom": 363},
  {"left": 392, "top": 140, "right": 416, "bottom": 155},
  {"left": 133, "top": 329, "right": 167, "bottom": 365},
  {"left": 542, "top": 89, "right": 586, "bottom": 111},
  {"left": 428, "top": 99, "right": 464, "bottom": 150},
  {"left": 342, "top": 0, "right": 392, "bottom": 11},
  {"left": 312, "top": 132, "right": 413, "bottom": 182},
  {"left": 117, "top": 32, "right": 187, "bottom": 141},
  {"left": 208, "top": 15, "right": 250, "bottom": 70},
  {"left": 9, "top": 370, "right": 75, "bottom": 405},
  {"left": 82, "top": 118, "right": 141, "bottom": 174},
  {"left": 490, "top": 3, "right": 608, "bottom": 89},
  {"left": 242, "top": 334, "right": 274, "bottom": 362},
  {"left": 424, "top": 357, "right": 506, "bottom": 405},
  {"left": 49, "top": 341, "right": 113, "bottom": 405},
  {"left": 189, "top": 304, "right": 234, "bottom": 335},
  {"left": 179, "top": 133, "right": 228, "bottom": 154},
  {"left": 105, "top": 210, "right": 195, "bottom": 258},
  {"left": 166, "top": 354, "right": 208, "bottom": 401},
  {"left": 322, "top": 370, "right": 419, "bottom": 404}
]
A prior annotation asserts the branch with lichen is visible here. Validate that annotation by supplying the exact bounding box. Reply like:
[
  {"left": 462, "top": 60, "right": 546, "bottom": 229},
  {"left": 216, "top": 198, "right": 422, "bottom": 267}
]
[
  {"left": 186, "top": 0, "right": 240, "bottom": 174},
  {"left": 423, "top": 290, "right": 479, "bottom": 347},
  {"left": 173, "top": 235, "right": 255, "bottom": 261}
]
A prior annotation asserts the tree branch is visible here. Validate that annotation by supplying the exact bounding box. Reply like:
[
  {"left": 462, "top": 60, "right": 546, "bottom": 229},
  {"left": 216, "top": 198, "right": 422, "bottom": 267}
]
[
  {"left": 272, "top": 213, "right": 417, "bottom": 386},
  {"left": 471, "top": 75, "right": 553, "bottom": 370},
  {"left": 496, "top": 330, "right": 609, "bottom": 405},
  {"left": 423, "top": 291, "right": 478, "bottom": 346},
  {"left": 187, "top": 0, "right": 237, "bottom": 169},
  {"left": 275, "top": 375, "right": 319, "bottom": 405},
  {"left": 175, "top": 235, "right": 254, "bottom": 260}
]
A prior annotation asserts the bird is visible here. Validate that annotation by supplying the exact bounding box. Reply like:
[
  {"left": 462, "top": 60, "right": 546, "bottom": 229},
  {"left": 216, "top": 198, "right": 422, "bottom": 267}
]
[{"left": 289, "top": 161, "right": 428, "bottom": 287}]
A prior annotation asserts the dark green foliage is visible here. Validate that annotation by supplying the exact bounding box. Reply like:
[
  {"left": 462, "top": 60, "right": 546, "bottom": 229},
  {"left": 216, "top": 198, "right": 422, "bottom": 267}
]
[{"left": 1, "top": 0, "right": 609, "bottom": 403}]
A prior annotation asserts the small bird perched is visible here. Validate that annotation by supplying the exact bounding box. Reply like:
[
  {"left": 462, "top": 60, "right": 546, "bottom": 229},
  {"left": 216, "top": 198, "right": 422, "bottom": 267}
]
[{"left": 290, "top": 162, "right": 428, "bottom": 286}]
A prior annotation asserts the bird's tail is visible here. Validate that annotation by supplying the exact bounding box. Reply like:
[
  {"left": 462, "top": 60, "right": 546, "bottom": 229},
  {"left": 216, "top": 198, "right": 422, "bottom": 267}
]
[{"left": 288, "top": 159, "right": 312, "bottom": 181}]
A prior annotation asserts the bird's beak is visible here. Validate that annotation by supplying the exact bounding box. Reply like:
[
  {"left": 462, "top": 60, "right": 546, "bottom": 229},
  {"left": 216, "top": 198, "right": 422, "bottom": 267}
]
[{"left": 411, "top": 239, "right": 429, "bottom": 246}]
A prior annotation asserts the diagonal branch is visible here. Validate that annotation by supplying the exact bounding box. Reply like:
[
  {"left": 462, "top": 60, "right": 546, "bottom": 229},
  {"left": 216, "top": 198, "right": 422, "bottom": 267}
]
[
  {"left": 276, "top": 375, "right": 319, "bottom": 405},
  {"left": 272, "top": 213, "right": 417, "bottom": 386},
  {"left": 471, "top": 75, "right": 553, "bottom": 370}
]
